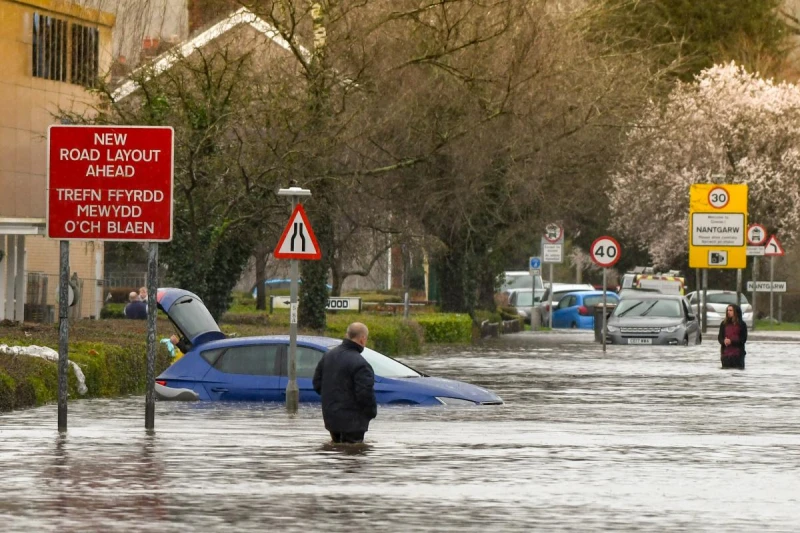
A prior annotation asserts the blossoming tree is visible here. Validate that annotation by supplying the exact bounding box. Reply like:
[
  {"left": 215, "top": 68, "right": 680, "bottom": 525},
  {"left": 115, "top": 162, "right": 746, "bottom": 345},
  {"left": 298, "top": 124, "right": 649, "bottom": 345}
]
[{"left": 609, "top": 62, "right": 800, "bottom": 267}]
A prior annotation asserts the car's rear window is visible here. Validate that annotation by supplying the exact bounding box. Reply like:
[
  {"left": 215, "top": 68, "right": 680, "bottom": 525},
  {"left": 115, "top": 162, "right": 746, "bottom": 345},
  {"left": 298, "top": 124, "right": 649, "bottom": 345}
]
[
  {"left": 583, "top": 295, "right": 618, "bottom": 307},
  {"left": 707, "top": 293, "right": 749, "bottom": 305}
]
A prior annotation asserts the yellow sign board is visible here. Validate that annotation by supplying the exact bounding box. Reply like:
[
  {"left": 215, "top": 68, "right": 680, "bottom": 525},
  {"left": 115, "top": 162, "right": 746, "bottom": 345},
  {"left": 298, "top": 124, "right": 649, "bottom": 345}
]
[{"left": 689, "top": 184, "right": 748, "bottom": 268}]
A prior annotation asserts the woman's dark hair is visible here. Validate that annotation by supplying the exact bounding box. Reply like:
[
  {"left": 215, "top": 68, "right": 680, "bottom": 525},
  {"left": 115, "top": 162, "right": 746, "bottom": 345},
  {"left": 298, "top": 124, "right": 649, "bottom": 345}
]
[{"left": 724, "top": 305, "right": 739, "bottom": 325}]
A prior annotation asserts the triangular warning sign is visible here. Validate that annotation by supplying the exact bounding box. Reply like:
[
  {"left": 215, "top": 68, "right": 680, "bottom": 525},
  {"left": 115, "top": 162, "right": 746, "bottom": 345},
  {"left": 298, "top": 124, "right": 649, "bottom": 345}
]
[
  {"left": 273, "top": 204, "right": 321, "bottom": 260},
  {"left": 764, "top": 235, "right": 785, "bottom": 256}
]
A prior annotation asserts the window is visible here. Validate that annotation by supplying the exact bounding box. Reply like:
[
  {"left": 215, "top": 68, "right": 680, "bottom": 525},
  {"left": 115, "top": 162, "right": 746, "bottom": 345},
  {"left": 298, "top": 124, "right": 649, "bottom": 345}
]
[
  {"left": 32, "top": 12, "right": 99, "bottom": 87},
  {"left": 32, "top": 13, "right": 68, "bottom": 82},
  {"left": 295, "top": 347, "right": 323, "bottom": 378},
  {"left": 214, "top": 345, "right": 280, "bottom": 376},
  {"left": 71, "top": 23, "right": 99, "bottom": 87}
]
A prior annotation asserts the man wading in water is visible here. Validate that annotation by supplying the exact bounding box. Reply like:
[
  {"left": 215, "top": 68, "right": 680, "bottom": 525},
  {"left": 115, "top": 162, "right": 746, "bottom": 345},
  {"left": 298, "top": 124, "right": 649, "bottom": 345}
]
[
  {"left": 313, "top": 322, "right": 377, "bottom": 444},
  {"left": 718, "top": 304, "right": 747, "bottom": 370}
]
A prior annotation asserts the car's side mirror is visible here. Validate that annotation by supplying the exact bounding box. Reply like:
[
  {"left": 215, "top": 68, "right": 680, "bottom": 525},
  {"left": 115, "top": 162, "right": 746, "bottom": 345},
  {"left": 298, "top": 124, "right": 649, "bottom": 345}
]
[{"left": 687, "top": 314, "right": 696, "bottom": 322}]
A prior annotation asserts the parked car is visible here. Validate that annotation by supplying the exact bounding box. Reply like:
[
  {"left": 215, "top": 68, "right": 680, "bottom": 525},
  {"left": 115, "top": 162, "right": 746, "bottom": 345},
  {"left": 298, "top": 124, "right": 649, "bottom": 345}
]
[
  {"left": 606, "top": 293, "right": 701, "bottom": 346},
  {"left": 685, "top": 290, "right": 753, "bottom": 328},
  {"left": 539, "top": 283, "right": 596, "bottom": 327},
  {"left": 500, "top": 271, "right": 545, "bottom": 293},
  {"left": 618, "top": 287, "right": 662, "bottom": 299},
  {"left": 155, "top": 288, "right": 503, "bottom": 405},
  {"left": 508, "top": 288, "right": 546, "bottom": 324},
  {"left": 551, "top": 291, "right": 620, "bottom": 329}
]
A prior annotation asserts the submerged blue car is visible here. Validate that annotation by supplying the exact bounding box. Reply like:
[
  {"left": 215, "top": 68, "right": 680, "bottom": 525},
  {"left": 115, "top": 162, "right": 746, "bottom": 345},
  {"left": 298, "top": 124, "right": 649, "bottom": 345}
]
[{"left": 155, "top": 288, "right": 503, "bottom": 406}]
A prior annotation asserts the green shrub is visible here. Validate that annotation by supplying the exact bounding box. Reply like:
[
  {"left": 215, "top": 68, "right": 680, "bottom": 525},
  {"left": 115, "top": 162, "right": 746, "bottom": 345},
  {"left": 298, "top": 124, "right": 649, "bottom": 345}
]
[
  {"left": 100, "top": 303, "right": 126, "bottom": 319},
  {"left": 0, "top": 336, "right": 172, "bottom": 413},
  {"left": 415, "top": 314, "right": 473, "bottom": 344},
  {"left": 473, "top": 309, "right": 503, "bottom": 324}
]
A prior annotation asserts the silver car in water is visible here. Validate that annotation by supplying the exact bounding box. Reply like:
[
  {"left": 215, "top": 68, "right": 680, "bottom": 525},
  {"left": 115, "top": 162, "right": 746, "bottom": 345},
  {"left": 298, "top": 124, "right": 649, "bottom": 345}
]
[{"left": 606, "top": 294, "right": 701, "bottom": 346}]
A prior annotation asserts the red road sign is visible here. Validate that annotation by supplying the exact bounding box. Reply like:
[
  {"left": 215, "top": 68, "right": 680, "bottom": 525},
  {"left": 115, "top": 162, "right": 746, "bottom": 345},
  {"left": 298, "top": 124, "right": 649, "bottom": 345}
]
[
  {"left": 764, "top": 235, "right": 785, "bottom": 256},
  {"left": 590, "top": 236, "right": 621, "bottom": 268},
  {"left": 47, "top": 125, "right": 174, "bottom": 241},
  {"left": 274, "top": 204, "right": 321, "bottom": 260}
]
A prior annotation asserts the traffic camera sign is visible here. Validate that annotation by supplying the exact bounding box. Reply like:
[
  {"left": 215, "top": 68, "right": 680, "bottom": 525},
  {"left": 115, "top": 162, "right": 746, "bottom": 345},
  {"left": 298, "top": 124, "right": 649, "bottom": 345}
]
[
  {"left": 274, "top": 204, "right": 321, "bottom": 260},
  {"left": 47, "top": 125, "right": 174, "bottom": 241},
  {"left": 688, "top": 183, "right": 747, "bottom": 268},
  {"left": 590, "top": 236, "right": 621, "bottom": 268}
]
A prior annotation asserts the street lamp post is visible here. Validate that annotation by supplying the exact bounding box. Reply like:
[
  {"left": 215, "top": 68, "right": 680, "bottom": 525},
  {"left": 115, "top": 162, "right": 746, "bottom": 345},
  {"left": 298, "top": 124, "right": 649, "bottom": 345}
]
[{"left": 277, "top": 186, "right": 312, "bottom": 413}]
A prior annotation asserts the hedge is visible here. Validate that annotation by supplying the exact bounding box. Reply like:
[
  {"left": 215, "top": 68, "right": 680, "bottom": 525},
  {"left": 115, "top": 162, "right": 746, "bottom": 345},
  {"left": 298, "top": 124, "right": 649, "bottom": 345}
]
[
  {"left": 411, "top": 314, "right": 473, "bottom": 344},
  {"left": 0, "top": 336, "right": 171, "bottom": 413}
]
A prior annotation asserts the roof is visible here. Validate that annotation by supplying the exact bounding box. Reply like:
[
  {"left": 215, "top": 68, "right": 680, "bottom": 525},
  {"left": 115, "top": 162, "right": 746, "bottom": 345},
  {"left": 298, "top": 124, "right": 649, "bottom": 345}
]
[{"left": 112, "top": 7, "right": 310, "bottom": 101}]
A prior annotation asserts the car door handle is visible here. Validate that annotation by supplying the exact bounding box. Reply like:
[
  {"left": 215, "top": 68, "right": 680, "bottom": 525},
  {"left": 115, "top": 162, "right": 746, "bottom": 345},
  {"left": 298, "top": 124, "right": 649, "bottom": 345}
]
[{"left": 211, "top": 387, "right": 229, "bottom": 393}]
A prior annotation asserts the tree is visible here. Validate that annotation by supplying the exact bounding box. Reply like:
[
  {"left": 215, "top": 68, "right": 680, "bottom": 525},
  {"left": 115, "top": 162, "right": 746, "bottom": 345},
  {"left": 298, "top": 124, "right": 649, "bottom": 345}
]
[
  {"left": 589, "top": 0, "right": 791, "bottom": 79},
  {"left": 609, "top": 62, "right": 800, "bottom": 268},
  {"left": 66, "top": 40, "right": 287, "bottom": 320}
]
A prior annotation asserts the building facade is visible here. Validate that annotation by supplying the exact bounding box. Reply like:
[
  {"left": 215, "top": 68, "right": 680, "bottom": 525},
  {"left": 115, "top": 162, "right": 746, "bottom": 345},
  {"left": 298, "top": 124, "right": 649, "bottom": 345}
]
[{"left": 0, "top": 0, "right": 115, "bottom": 321}]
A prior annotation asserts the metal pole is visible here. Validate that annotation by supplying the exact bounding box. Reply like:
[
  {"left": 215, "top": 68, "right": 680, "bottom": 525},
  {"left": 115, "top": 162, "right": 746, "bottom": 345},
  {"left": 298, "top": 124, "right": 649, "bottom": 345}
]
[
  {"left": 735, "top": 269, "right": 742, "bottom": 310},
  {"left": 548, "top": 263, "right": 554, "bottom": 329},
  {"left": 779, "top": 294, "right": 783, "bottom": 323},
  {"left": 602, "top": 268, "right": 607, "bottom": 353},
  {"left": 530, "top": 271, "right": 537, "bottom": 331},
  {"left": 57, "top": 241, "right": 69, "bottom": 433},
  {"left": 751, "top": 256, "right": 758, "bottom": 331},
  {"left": 770, "top": 256, "right": 775, "bottom": 322},
  {"left": 702, "top": 269, "right": 708, "bottom": 334},
  {"left": 286, "top": 197, "right": 299, "bottom": 414},
  {"left": 145, "top": 243, "right": 158, "bottom": 431}
]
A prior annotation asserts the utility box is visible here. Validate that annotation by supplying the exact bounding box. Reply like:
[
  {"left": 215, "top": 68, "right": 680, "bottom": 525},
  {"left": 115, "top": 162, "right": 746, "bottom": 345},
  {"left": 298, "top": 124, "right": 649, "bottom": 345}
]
[{"left": 593, "top": 304, "right": 617, "bottom": 343}]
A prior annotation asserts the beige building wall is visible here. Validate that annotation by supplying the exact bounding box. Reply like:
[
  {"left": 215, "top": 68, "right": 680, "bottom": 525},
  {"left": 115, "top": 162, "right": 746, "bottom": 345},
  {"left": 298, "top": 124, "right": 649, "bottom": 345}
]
[{"left": 0, "top": 0, "right": 115, "bottom": 320}]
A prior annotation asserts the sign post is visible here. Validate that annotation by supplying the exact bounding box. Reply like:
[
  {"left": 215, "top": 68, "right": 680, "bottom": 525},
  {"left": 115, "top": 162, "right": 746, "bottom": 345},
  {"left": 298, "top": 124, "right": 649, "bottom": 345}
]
[
  {"left": 542, "top": 224, "right": 564, "bottom": 328},
  {"left": 746, "top": 223, "right": 767, "bottom": 331},
  {"left": 763, "top": 234, "right": 785, "bottom": 323},
  {"left": 275, "top": 187, "right": 320, "bottom": 413},
  {"left": 529, "top": 256, "right": 541, "bottom": 330},
  {"left": 48, "top": 125, "right": 174, "bottom": 432},
  {"left": 590, "top": 236, "right": 621, "bottom": 353},
  {"left": 689, "top": 184, "right": 747, "bottom": 334}
]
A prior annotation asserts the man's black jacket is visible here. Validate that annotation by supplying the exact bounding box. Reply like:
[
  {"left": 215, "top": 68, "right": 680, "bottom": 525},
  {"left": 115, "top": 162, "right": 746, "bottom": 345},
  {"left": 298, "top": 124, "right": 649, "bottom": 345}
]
[{"left": 313, "top": 338, "right": 377, "bottom": 433}]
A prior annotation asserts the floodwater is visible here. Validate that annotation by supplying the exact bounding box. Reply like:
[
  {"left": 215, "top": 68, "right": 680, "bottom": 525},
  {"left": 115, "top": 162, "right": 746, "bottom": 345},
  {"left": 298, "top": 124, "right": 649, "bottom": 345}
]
[{"left": 2, "top": 331, "right": 800, "bottom": 532}]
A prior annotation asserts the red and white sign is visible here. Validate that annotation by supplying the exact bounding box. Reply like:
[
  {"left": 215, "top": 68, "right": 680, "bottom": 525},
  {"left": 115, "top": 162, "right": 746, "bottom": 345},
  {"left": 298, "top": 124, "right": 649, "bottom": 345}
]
[
  {"left": 764, "top": 234, "right": 785, "bottom": 256},
  {"left": 274, "top": 204, "right": 321, "bottom": 260},
  {"left": 590, "top": 236, "right": 621, "bottom": 268},
  {"left": 47, "top": 125, "right": 174, "bottom": 241},
  {"left": 707, "top": 186, "right": 730, "bottom": 209},
  {"left": 746, "top": 223, "right": 767, "bottom": 246},
  {"left": 544, "top": 223, "right": 563, "bottom": 243}
]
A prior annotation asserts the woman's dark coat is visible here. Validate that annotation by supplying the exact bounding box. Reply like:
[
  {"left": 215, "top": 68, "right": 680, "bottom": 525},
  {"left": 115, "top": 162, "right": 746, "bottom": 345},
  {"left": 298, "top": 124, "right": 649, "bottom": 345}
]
[
  {"left": 717, "top": 304, "right": 747, "bottom": 357},
  {"left": 313, "top": 338, "right": 377, "bottom": 433}
]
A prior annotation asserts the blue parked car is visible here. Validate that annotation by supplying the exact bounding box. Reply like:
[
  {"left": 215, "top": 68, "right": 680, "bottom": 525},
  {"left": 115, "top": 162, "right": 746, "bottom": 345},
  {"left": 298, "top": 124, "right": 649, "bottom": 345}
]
[
  {"left": 551, "top": 290, "right": 620, "bottom": 329},
  {"left": 155, "top": 288, "right": 503, "bottom": 406}
]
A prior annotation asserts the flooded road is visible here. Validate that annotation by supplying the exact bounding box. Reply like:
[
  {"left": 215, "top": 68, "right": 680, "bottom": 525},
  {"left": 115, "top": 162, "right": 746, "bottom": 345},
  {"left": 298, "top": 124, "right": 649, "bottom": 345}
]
[{"left": 2, "top": 331, "right": 799, "bottom": 531}]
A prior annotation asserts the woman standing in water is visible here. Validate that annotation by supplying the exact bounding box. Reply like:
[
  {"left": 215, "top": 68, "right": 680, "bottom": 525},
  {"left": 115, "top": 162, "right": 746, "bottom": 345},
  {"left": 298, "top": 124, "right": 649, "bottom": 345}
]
[{"left": 718, "top": 304, "right": 747, "bottom": 369}]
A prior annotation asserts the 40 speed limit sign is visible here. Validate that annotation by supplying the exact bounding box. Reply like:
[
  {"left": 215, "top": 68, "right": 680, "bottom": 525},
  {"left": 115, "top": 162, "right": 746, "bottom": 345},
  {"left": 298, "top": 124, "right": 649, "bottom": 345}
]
[{"left": 590, "top": 236, "right": 621, "bottom": 268}]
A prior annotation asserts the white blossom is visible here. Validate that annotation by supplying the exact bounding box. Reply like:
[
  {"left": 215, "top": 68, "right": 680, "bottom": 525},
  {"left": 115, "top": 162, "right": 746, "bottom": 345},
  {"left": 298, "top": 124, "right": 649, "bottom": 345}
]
[{"left": 609, "top": 62, "right": 800, "bottom": 266}]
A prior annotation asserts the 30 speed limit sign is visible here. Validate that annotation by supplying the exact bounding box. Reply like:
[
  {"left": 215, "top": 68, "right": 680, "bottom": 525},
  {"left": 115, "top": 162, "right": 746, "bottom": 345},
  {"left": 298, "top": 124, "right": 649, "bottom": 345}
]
[{"left": 590, "top": 236, "right": 621, "bottom": 268}]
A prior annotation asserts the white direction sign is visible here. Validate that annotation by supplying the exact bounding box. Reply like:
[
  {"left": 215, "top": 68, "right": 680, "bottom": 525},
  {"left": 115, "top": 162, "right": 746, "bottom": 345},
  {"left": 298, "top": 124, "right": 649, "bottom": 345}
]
[
  {"left": 691, "top": 213, "right": 745, "bottom": 246},
  {"left": 746, "top": 246, "right": 765, "bottom": 256},
  {"left": 747, "top": 223, "right": 767, "bottom": 245},
  {"left": 764, "top": 235, "right": 785, "bottom": 256},
  {"left": 590, "top": 236, "right": 621, "bottom": 268},
  {"left": 542, "top": 244, "right": 563, "bottom": 263},
  {"left": 273, "top": 204, "right": 321, "bottom": 260},
  {"left": 746, "top": 281, "right": 787, "bottom": 293}
]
